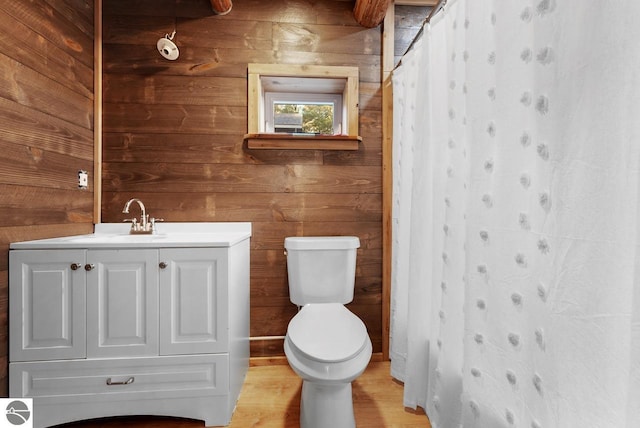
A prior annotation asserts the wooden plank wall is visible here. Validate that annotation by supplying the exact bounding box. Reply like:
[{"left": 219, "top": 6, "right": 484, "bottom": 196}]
[
  {"left": 101, "top": 0, "right": 384, "bottom": 357},
  {"left": 0, "top": 0, "right": 95, "bottom": 395}
]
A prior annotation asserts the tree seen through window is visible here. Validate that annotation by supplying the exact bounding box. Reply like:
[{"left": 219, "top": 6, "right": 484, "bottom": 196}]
[{"left": 274, "top": 103, "right": 334, "bottom": 134}]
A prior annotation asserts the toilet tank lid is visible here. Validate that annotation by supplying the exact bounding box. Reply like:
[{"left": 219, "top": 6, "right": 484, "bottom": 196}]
[{"left": 284, "top": 236, "right": 360, "bottom": 250}]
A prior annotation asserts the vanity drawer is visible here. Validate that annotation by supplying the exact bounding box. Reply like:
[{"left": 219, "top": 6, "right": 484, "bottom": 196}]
[{"left": 10, "top": 354, "right": 229, "bottom": 400}]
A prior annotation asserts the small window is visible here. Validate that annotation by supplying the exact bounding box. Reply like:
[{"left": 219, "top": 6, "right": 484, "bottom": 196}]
[
  {"left": 246, "top": 64, "right": 361, "bottom": 150},
  {"left": 266, "top": 92, "right": 343, "bottom": 134}
]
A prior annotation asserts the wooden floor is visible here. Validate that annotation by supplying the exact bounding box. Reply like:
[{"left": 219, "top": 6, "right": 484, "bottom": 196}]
[{"left": 58, "top": 360, "right": 430, "bottom": 428}]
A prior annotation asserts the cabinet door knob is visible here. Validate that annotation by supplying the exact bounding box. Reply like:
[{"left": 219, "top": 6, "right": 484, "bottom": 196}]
[
  {"left": 84, "top": 264, "right": 95, "bottom": 271},
  {"left": 159, "top": 262, "right": 168, "bottom": 269},
  {"left": 70, "top": 263, "right": 82, "bottom": 271}
]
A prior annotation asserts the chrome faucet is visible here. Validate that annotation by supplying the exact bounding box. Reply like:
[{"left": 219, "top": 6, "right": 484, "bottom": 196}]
[{"left": 122, "top": 198, "right": 162, "bottom": 234}]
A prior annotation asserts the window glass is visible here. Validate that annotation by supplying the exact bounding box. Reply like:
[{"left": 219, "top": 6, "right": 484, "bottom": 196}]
[{"left": 265, "top": 92, "right": 342, "bottom": 135}]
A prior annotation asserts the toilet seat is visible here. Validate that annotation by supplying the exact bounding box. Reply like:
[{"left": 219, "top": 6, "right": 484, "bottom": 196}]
[{"left": 287, "top": 303, "right": 368, "bottom": 363}]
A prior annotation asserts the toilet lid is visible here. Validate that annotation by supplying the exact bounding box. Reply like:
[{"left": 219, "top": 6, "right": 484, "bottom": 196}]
[{"left": 287, "top": 303, "right": 368, "bottom": 363}]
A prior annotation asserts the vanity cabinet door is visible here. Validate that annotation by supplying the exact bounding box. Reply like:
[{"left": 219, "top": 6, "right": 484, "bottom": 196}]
[
  {"left": 159, "top": 248, "right": 229, "bottom": 355},
  {"left": 9, "top": 250, "right": 87, "bottom": 362},
  {"left": 86, "top": 249, "right": 159, "bottom": 358}
]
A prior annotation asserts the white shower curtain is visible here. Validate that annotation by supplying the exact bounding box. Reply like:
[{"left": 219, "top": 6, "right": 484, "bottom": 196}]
[{"left": 390, "top": 1, "right": 640, "bottom": 427}]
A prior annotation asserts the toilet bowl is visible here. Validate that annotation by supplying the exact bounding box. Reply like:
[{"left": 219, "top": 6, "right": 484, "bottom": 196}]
[{"left": 284, "top": 303, "right": 372, "bottom": 428}]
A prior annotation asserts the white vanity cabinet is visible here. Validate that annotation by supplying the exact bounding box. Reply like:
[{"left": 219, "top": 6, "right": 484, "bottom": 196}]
[{"left": 9, "top": 223, "right": 251, "bottom": 428}]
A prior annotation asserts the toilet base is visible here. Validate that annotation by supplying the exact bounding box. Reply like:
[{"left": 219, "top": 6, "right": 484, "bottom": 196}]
[{"left": 300, "top": 380, "right": 355, "bottom": 428}]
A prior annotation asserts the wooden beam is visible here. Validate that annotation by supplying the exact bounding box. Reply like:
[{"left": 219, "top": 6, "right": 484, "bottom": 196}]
[
  {"left": 209, "top": 0, "right": 232, "bottom": 15},
  {"left": 353, "top": 0, "right": 393, "bottom": 28},
  {"left": 382, "top": 2, "right": 395, "bottom": 79},
  {"left": 94, "top": 0, "right": 102, "bottom": 224}
]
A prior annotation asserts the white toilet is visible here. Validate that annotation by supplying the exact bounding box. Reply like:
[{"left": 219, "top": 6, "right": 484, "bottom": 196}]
[{"left": 283, "top": 236, "right": 372, "bottom": 428}]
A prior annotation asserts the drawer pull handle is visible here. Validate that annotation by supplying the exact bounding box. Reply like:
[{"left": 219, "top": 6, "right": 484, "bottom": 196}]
[
  {"left": 84, "top": 264, "right": 95, "bottom": 271},
  {"left": 106, "top": 377, "right": 135, "bottom": 386},
  {"left": 70, "top": 263, "right": 82, "bottom": 271}
]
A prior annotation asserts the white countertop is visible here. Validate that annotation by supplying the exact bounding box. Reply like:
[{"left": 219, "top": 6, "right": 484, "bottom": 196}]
[{"left": 10, "top": 222, "right": 252, "bottom": 249}]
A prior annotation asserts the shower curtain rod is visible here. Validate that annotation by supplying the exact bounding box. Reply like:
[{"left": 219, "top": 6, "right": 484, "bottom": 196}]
[
  {"left": 423, "top": 0, "right": 447, "bottom": 25},
  {"left": 394, "top": 0, "right": 447, "bottom": 69}
]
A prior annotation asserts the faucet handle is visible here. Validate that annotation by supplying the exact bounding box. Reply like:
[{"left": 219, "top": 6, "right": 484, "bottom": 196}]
[
  {"left": 123, "top": 217, "right": 139, "bottom": 231},
  {"left": 150, "top": 217, "right": 164, "bottom": 230}
]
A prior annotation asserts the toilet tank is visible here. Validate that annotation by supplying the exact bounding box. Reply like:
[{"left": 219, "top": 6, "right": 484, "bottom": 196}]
[{"left": 284, "top": 236, "right": 360, "bottom": 305}]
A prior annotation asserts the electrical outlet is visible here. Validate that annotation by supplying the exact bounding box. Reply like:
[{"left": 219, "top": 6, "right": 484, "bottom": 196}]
[{"left": 78, "top": 170, "right": 88, "bottom": 189}]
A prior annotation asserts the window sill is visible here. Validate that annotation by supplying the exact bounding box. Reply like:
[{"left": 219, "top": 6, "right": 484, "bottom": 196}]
[{"left": 244, "top": 134, "right": 361, "bottom": 150}]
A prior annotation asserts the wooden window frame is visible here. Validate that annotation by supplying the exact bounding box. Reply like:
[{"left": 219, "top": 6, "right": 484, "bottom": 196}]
[{"left": 246, "top": 64, "right": 361, "bottom": 150}]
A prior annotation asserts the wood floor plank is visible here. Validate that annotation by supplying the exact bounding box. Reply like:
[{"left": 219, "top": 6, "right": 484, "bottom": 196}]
[{"left": 55, "top": 361, "right": 430, "bottom": 428}]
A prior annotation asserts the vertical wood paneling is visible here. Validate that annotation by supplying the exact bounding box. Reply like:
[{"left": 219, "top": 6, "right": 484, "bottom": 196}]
[
  {"left": 0, "top": 1, "right": 95, "bottom": 394},
  {"left": 95, "top": 0, "right": 103, "bottom": 223},
  {"left": 102, "top": 0, "right": 383, "bottom": 358}
]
